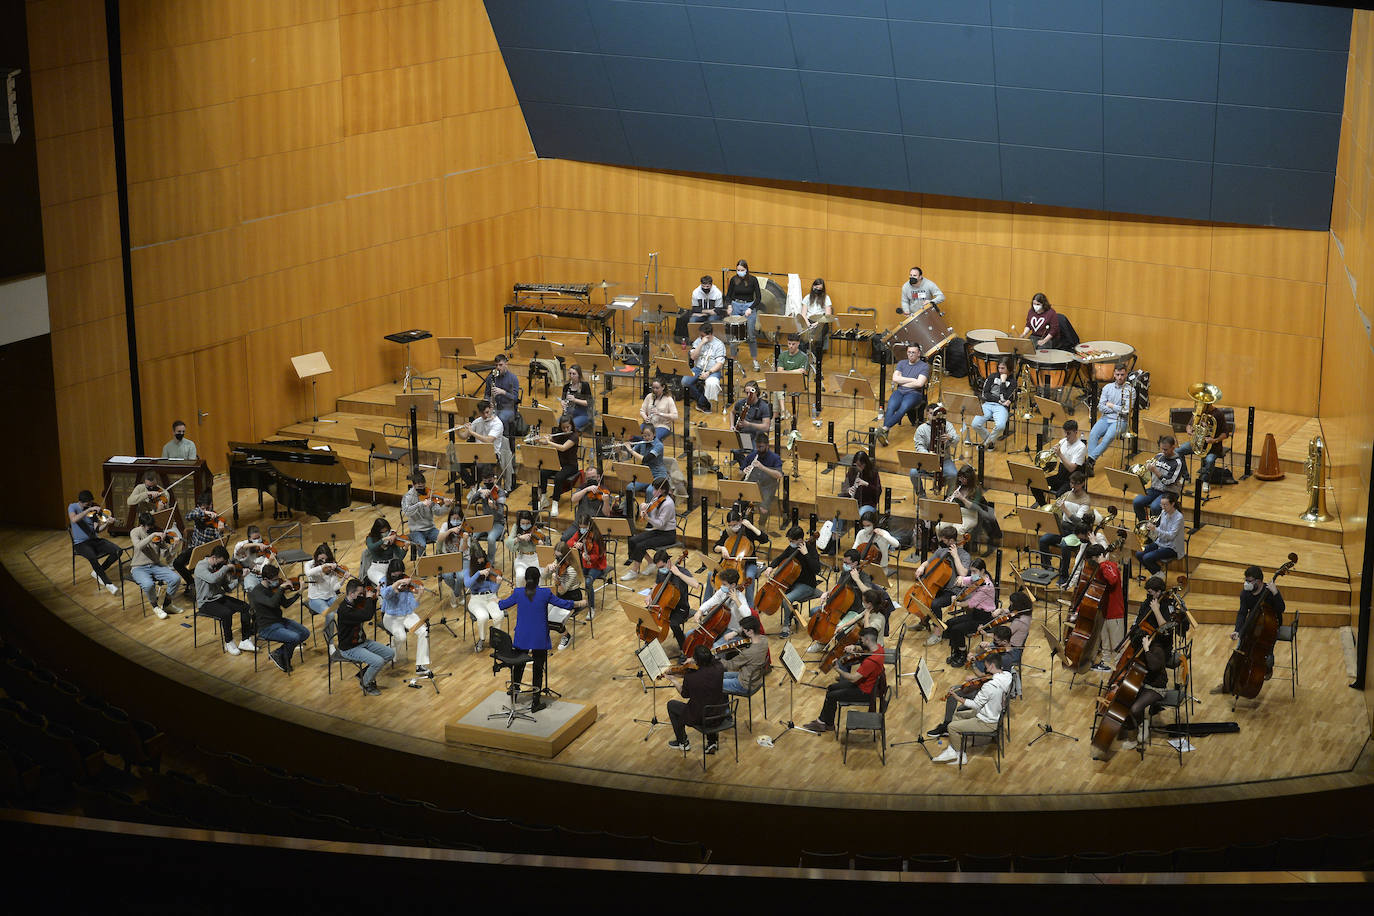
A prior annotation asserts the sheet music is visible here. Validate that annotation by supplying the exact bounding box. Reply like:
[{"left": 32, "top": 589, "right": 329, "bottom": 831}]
[
  {"left": 107, "top": 456, "right": 140, "bottom": 464},
  {"left": 548, "top": 607, "right": 571, "bottom": 626},
  {"left": 779, "top": 641, "right": 805, "bottom": 682},
  {"left": 914, "top": 657, "right": 935, "bottom": 703},
  {"left": 636, "top": 639, "right": 671, "bottom": 680}
]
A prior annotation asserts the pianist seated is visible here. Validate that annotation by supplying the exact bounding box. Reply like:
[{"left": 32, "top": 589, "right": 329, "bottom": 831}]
[{"left": 160, "top": 419, "right": 197, "bottom": 460}]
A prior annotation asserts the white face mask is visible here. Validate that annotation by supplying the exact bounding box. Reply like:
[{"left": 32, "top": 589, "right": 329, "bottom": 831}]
[
  {"left": 579, "top": 527, "right": 589, "bottom": 535},
  {"left": 842, "top": 563, "right": 853, "bottom": 572},
  {"left": 1033, "top": 304, "right": 1044, "bottom": 313},
  {"left": 520, "top": 522, "right": 531, "bottom": 531},
  {"left": 736, "top": 267, "right": 746, "bottom": 277},
  {"left": 250, "top": 535, "right": 261, "bottom": 543}
]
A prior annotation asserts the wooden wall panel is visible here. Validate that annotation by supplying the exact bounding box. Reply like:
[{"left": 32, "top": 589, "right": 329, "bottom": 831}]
[
  {"left": 731, "top": 224, "right": 826, "bottom": 278},
  {"left": 26, "top": 0, "right": 107, "bottom": 71},
  {"left": 343, "top": 121, "right": 445, "bottom": 196},
  {"left": 44, "top": 259, "right": 124, "bottom": 331},
  {"left": 338, "top": 1, "right": 454, "bottom": 75},
  {"left": 34, "top": 128, "right": 116, "bottom": 205},
  {"left": 341, "top": 59, "right": 447, "bottom": 135},
  {"left": 445, "top": 159, "right": 537, "bottom": 225},
  {"left": 124, "top": 104, "right": 240, "bottom": 183},
  {"left": 234, "top": 19, "right": 342, "bottom": 97},
  {"left": 448, "top": 210, "right": 536, "bottom": 277},
  {"left": 236, "top": 83, "right": 343, "bottom": 159},
  {"left": 1205, "top": 328, "right": 1321, "bottom": 417},
  {"left": 230, "top": 0, "right": 341, "bottom": 34},
  {"left": 239, "top": 203, "right": 348, "bottom": 277},
  {"left": 343, "top": 230, "right": 450, "bottom": 304},
  {"left": 1207, "top": 272, "right": 1326, "bottom": 337},
  {"left": 345, "top": 181, "right": 448, "bottom": 251},
  {"left": 130, "top": 229, "right": 238, "bottom": 306},
  {"left": 40, "top": 193, "right": 120, "bottom": 272},
  {"left": 638, "top": 170, "right": 735, "bottom": 217},
  {"left": 137, "top": 353, "right": 197, "bottom": 452},
  {"left": 1009, "top": 249, "right": 1107, "bottom": 313},
  {"left": 921, "top": 195, "right": 1014, "bottom": 248},
  {"left": 541, "top": 209, "right": 639, "bottom": 264},
  {"left": 245, "top": 322, "right": 308, "bottom": 439},
  {"left": 734, "top": 179, "right": 827, "bottom": 228},
  {"left": 638, "top": 216, "right": 736, "bottom": 275},
  {"left": 824, "top": 186, "right": 921, "bottom": 237},
  {"left": 127, "top": 167, "right": 240, "bottom": 247},
  {"left": 1011, "top": 205, "right": 1110, "bottom": 259},
  {"left": 824, "top": 232, "right": 914, "bottom": 286},
  {"left": 28, "top": 60, "right": 112, "bottom": 140},
  {"left": 1108, "top": 214, "right": 1212, "bottom": 269},
  {"left": 1211, "top": 226, "right": 1329, "bottom": 284},
  {"left": 443, "top": 51, "right": 519, "bottom": 115},
  {"left": 238, "top": 143, "right": 344, "bottom": 221},
  {"left": 236, "top": 258, "right": 349, "bottom": 331},
  {"left": 56, "top": 374, "right": 135, "bottom": 499},
  {"left": 133, "top": 285, "right": 239, "bottom": 362},
  {"left": 540, "top": 159, "right": 638, "bottom": 214},
  {"left": 442, "top": 107, "right": 534, "bottom": 173},
  {"left": 49, "top": 315, "right": 128, "bottom": 389},
  {"left": 120, "top": 39, "right": 237, "bottom": 119},
  {"left": 1104, "top": 260, "right": 1211, "bottom": 325},
  {"left": 921, "top": 239, "right": 1011, "bottom": 300}
]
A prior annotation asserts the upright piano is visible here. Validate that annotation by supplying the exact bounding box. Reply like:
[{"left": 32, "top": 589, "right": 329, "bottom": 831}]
[
  {"left": 101, "top": 457, "right": 214, "bottom": 535},
  {"left": 227, "top": 439, "right": 353, "bottom": 524}
]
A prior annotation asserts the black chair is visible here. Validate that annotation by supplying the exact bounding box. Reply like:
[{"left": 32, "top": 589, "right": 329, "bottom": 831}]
[
  {"left": 1272, "top": 610, "right": 1300, "bottom": 696},
  {"left": 842, "top": 673, "right": 890, "bottom": 765},
  {"left": 883, "top": 621, "right": 906, "bottom": 698},
  {"left": 852, "top": 852, "right": 905, "bottom": 872},
  {"left": 251, "top": 611, "right": 306, "bottom": 675},
  {"left": 958, "top": 700, "right": 1008, "bottom": 773},
  {"left": 906, "top": 853, "right": 959, "bottom": 872},
  {"left": 798, "top": 850, "right": 851, "bottom": 870},
  {"left": 486, "top": 628, "right": 535, "bottom": 727},
  {"left": 686, "top": 699, "right": 738, "bottom": 771},
  {"left": 322, "top": 613, "right": 367, "bottom": 695}
]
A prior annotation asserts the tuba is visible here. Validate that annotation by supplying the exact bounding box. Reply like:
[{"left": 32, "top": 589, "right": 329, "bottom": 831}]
[
  {"left": 1299, "top": 434, "right": 1330, "bottom": 523},
  {"left": 1187, "top": 382, "right": 1221, "bottom": 452}
]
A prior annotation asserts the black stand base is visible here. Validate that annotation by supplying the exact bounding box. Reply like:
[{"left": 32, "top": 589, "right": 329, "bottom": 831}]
[{"left": 1027, "top": 722, "right": 1079, "bottom": 746}]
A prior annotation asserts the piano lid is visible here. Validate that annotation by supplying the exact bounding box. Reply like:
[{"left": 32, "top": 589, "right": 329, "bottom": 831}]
[{"left": 228, "top": 439, "right": 336, "bottom": 464}]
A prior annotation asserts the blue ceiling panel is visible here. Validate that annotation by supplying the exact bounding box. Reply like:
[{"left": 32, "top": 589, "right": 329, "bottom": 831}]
[
  {"left": 1103, "top": 96, "right": 1215, "bottom": 162},
  {"left": 888, "top": 20, "right": 996, "bottom": 84},
  {"left": 621, "top": 111, "right": 726, "bottom": 174},
  {"left": 1212, "top": 163, "right": 1335, "bottom": 230},
  {"left": 487, "top": 0, "right": 1352, "bottom": 230},
  {"left": 789, "top": 13, "right": 894, "bottom": 77},
  {"left": 1105, "top": 154, "right": 1213, "bottom": 221},
  {"left": 906, "top": 136, "right": 1002, "bottom": 199},
  {"left": 1102, "top": 36, "right": 1219, "bottom": 103}
]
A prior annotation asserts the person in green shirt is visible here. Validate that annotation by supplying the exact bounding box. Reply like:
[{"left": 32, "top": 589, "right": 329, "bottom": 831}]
[{"left": 774, "top": 333, "right": 812, "bottom": 421}]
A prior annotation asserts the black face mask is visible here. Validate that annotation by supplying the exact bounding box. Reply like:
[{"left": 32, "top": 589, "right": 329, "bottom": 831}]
[
  {"left": 174, "top": 431, "right": 184, "bottom": 440},
  {"left": 909, "top": 277, "right": 919, "bottom": 285}
]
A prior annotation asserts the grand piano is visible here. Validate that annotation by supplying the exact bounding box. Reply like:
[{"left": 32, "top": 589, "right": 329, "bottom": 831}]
[{"left": 227, "top": 439, "right": 353, "bottom": 524}]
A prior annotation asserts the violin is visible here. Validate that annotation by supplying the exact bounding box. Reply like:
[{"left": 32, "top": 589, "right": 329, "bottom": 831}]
[
  {"left": 326, "top": 562, "right": 349, "bottom": 578},
  {"left": 945, "top": 673, "right": 992, "bottom": 700},
  {"left": 807, "top": 557, "right": 869, "bottom": 645},
  {"left": 982, "top": 602, "right": 1031, "bottom": 634},
  {"left": 1222, "top": 553, "right": 1298, "bottom": 700},
  {"left": 395, "top": 578, "right": 425, "bottom": 593},
  {"left": 967, "top": 644, "right": 1011, "bottom": 667},
  {"left": 947, "top": 572, "right": 989, "bottom": 614},
  {"left": 659, "top": 636, "right": 752, "bottom": 677}
]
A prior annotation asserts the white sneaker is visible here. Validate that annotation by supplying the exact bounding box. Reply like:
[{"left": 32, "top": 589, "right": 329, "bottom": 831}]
[
  {"left": 238, "top": 637, "right": 257, "bottom": 652},
  {"left": 619, "top": 570, "right": 640, "bottom": 582},
  {"left": 925, "top": 632, "right": 943, "bottom": 647},
  {"left": 806, "top": 641, "right": 824, "bottom": 654},
  {"left": 752, "top": 360, "right": 761, "bottom": 371},
  {"left": 105, "top": 582, "right": 119, "bottom": 595},
  {"left": 950, "top": 752, "right": 967, "bottom": 765},
  {"left": 1120, "top": 739, "right": 1138, "bottom": 751},
  {"left": 550, "top": 502, "right": 559, "bottom": 518},
  {"left": 153, "top": 607, "right": 168, "bottom": 620},
  {"left": 225, "top": 641, "right": 242, "bottom": 656},
  {"left": 932, "top": 746, "right": 957, "bottom": 763},
  {"left": 164, "top": 602, "right": 183, "bottom": 615},
  {"left": 449, "top": 595, "right": 459, "bottom": 608},
  {"left": 558, "top": 634, "right": 571, "bottom": 650}
]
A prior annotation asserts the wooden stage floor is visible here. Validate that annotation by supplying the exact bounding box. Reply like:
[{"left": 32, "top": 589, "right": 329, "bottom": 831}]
[{"left": 7, "top": 502, "right": 1369, "bottom": 814}]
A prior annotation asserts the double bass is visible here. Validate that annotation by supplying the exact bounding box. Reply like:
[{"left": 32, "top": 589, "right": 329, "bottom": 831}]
[
  {"left": 639, "top": 550, "right": 689, "bottom": 644},
  {"left": 1090, "top": 618, "right": 1175, "bottom": 754},
  {"left": 1222, "top": 553, "right": 1298, "bottom": 700},
  {"left": 1061, "top": 528, "right": 1126, "bottom": 670}
]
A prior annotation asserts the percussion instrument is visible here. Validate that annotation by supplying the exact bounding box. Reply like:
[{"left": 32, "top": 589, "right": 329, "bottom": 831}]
[
  {"left": 799, "top": 314, "right": 833, "bottom": 347},
  {"left": 889, "top": 305, "right": 955, "bottom": 357},
  {"left": 965, "top": 328, "right": 1003, "bottom": 345},
  {"left": 1073, "top": 340, "right": 1134, "bottom": 381},
  {"left": 759, "top": 278, "right": 787, "bottom": 314},
  {"left": 970, "top": 341, "right": 1007, "bottom": 382},
  {"left": 1023, "top": 348, "right": 1076, "bottom": 389}
]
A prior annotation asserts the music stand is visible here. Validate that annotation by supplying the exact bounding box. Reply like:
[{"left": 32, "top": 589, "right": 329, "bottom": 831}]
[
  {"left": 611, "top": 461, "right": 655, "bottom": 488},
  {"left": 695, "top": 427, "right": 740, "bottom": 471},
  {"left": 514, "top": 336, "right": 564, "bottom": 365},
  {"left": 1027, "top": 623, "right": 1078, "bottom": 746},
  {"left": 756, "top": 313, "right": 795, "bottom": 352},
  {"left": 415, "top": 552, "right": 467, "bottom": 640},
  {"left": 1104, "top": 466, "right": 1146, "bottom": 501},
  {"left": 1140, "top": 416, "right": 1173, "bottom": 445},
  {"left": 890, "top": 657, "right": 937, "bottom": 758},
  {"left": 396, "top": 392, "right": 434, "bottom": 431},
  {"left": 717, "top": 479, "right": 763, "bottom": 511},
  {"left": 769, "top": 641, "right": 810, "bottom": 745},
  {"left": 291, "top": 351, "right": 335, "bottom": 427},
  {"left": 384, "top": 329, "right": 433, "bottom": 392},
  {"left": 656, "top": 356, "right": 691, "bottom": 380},
  {"left": 797, "top": 439, "right": 841, "bottom": 507},
  {"left": 572, "top": 350, "right": 614, "bottom": 391},
  {"left": 765, "top": 369, "right": 806, "bottom": 413},
  {"left": 602, "top": 415, "right": 642, "bottom": 441},
  {"left": 436, "top": 336, "right": 477, "bottom": 367},
  {"left": 453, "top": 442, "right": 498, "bottom": 484},
  {"left": 356, "top": 427, "right": 406, "bottom": 500},
  {"left": 519, "top": 404, "right": 559, "bottom": 437},
  {"left": 994, "top": 336, "right": 1035, "bottom": 356},
  {"left": 188, "top": 538, "right": 225, "bottom": 569},
  {"left": 309, "top": 520, "right": 355, "bottom": 559},
  {"left": 832, "top": 312, "right": 876, "bottom": 370},
  {"left": 941, "top": 391, "right": 982, "bottom": 446},
  {"left": 521, "top": 444, "right": 563, "bottom": 485},
  {"left": 816, "top": 496, "right": 861, "bottom": 547},
  {"left": 438, "top": 395, "right": 482, "bottom": 420},
  {"left": 917, "top": 498, "right": 963, "bottom": 537},
  {"left": 833, "top": 374, "right": 875, "bottom": 442},
  {"left": 1006, "top": 460, "right": 1050, "bottom": 515}
]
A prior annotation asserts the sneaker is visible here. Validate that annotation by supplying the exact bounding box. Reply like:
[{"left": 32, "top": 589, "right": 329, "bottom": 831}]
[
  {"left": 474, "top": 638, "right": 484, "bottom": 652},
  {"left": 163, "top": 602, "right": 183, "bottom": 615},
  {"left": 1208, "top": 685, "right": 1228, "bottom": 695},
  {"left": 667, "top": 738, "right": 690, "bottom": 751},
  {"left": 1229, "top": 632, "right": 1239, "bottom": 641},
  {"left": 1090, "top": 662, "right": 1111, "bottom": 673},
  {"left": 799, "top": 719, "right": 831, "bottom": 734},
  {"left": 705, "top": 742, "right": 718, "bottom": 755},
  {"left": 949, "top": 752, "right": 968, "bottom": 765},
  {"left": 415, "top": 665, "right": 432, "bottom": 677},
  {"left": 558, "top": 634, "right": 571, "bottom": 650},
  {"left": 805, "top": 642, "right": 824, "bottom": 654},
  {"left": 926, "top": 725, "right": 949, "bottom": 738},
  {"left": 586, "top": 609, "right": 595, "bottom": 621},
  {"left": 105, "top": 582, "right": 120, "bottom": 595},
  {"left": 362, "top": 683, "right": 382, "bottom": 696},
  {"left": 619, "top": 569, "right": 640, "bottom": 582},
  {"left": 779, "top": 627, "right": 791, "bottom": 638},
  {"left": 550, "top": 502, "right": 559, "bottom": 518},
  {"left": 875, "top": 428, "right": 889, "bottom": 447},
  {"left": 238, "top": 637, "right": 257, "bottom": 652},
  {"left": 932, "top": 746, "right": 957, "bottom": 763},
  {"left": 925, "top": 632, "right": 942, "bottom": 647},
  {"left": 450, "top": 595, "right": 459, "bottom": 608},
  {"left": 270, "top": 650, "right": 288, "bottom": 673},
  {"left": 1056, "top": 579, "right": 1070, "bottom": 589},
  {"left": 153, "top": 607, "right": 168, "bottom": 620},
  {"left": 225, "top": 641, "right": 241, "bottom": 656},
  {"left": 752, "top": 360, "right": 761, "bottom": 372},
  {"left": 947, "top": 653, "right": 967, "bottom": 667},
  {"left": 1120, "top": 739, "right": 1138, "bottom": 751}
]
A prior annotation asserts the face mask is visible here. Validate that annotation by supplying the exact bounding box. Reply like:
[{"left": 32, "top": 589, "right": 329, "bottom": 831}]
[
  {"left": 736, "top": 268, "right": 746, "bottom": 277},
  {"left": 701, "top": 286, "right": 710, "bottom": 293},
  {"left": 520, "top": 522, "right": 531, "bottom": 531},
  {"left": 812, "top": 287, "right": 822, "bottom": 294},
  {"left": 790, "top": 542, "right": 802, "bottom": 550},
  {"left": 174, "top": 431, "right": 184, "bottom": 440},
  {"left": 1033, "top": 304, "right": 1044, "bottom": 313},
  {"left": 842, "top": 563, "right": 853, "bottom": 572},
  {"left": 579, "top": 526, "right": 589, "bottom": 535},
  {"left": 909, "top": 277, "right": 918, "bottom": 285},
  {"left": 250, "top": 535, "right": 261, "bottom": 543}
]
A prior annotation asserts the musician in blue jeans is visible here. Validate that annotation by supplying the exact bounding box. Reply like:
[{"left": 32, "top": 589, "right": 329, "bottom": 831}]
[
  {"left": 1086, "top": 363, "right": 1133, "bottom": 465},
  {"left": 878, "top": 345, "right": 928, "bottom": 444}
]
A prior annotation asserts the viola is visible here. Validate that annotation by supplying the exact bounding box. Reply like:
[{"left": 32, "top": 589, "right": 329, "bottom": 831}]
[
  {"left": 945, "top": 673, "right": 992, "bottom": 700},
  {"left": 1222, "top": 553, "right": 1298, "bottom": 700},
  {"left": 967, "top": 644, "right": 1011, "bottom": 667},
  {"left": 659, "top": 635, "right": 752, "bottom": 676},
  {"left": 640, "top": 550, "right": 689, "bottom": 644},
  {"left": 807, "top": 560, "right": 868, "bottom": 644}
]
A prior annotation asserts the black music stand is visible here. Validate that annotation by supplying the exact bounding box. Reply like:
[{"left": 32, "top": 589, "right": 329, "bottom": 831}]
[
  {"left": 384, "top": 329, "right": 433, "bottom": 393},
  {"left": 1028, "top": 624, "right": 1078, "bottom": 746}
]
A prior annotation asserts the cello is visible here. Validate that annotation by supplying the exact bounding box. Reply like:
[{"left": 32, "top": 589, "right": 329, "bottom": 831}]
[
  {"left": 713, "top": 513, "right": 756, "bottom": 593},
  {"left": 1222, "top": 553, "right": 1298, "bottom": 700},
  {"left": 681, "top": 576, "right": 741, "bottom": 657},
  {"left": 900, "top": 532, "right": 970, "bottom": 626},
  {"left": 753, "top": 537, "right": 810, "bottom": 617},
  {"left": 1061, "top": 528, "right": 1126, "bottom": 670},
  {"left": 639, "top": 550, "right": 689, "bottom": 644},
  {"left": 807, "top": 557, "right": 869, "bottom": 645},
  {"left": 817, "top": 623, "right": 863, "bottom": 673}
]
